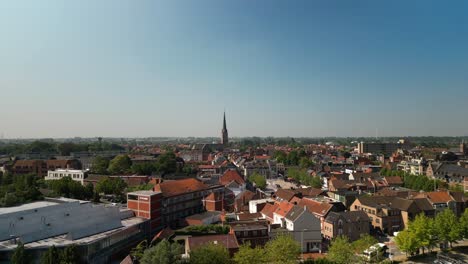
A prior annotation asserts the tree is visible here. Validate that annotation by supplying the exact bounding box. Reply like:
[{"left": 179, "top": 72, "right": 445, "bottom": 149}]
[
  {"left": 299, "top": 157, "right": 313, "bottom": 169},
  {"left": 108, "top": 155, "right": 132, "bottom": 175},
  {"left": 395, "top": 229, "right": 419, "bottom": 256},
  {"left": 434, "top": 209, "right": 462, "bottom": 248},
  {"left": 95, "top": 177, "right": 127, "bottom": 196},
  {"left": 460, "top": 209, "right": 468, "bottom": 239},
  {"left": 351, "top": 234, "right": 378, "bottom": 254},
  {"left": 327, "top": 236, "right": 357, "bottom": 264},
  {"left": 155, "top": 152, "right": 178, "bottom": 174},
  {"left": 409, "top": 214, "right": 436, "bottom": 254},
  {"left": 40, "top": 245, "right": 60, "bottom": 264},
  {"left": 131, "top": 240, "right": 147, "bottom": 262},
  {"left": 91, "top": 156, "right": 110, "bottom": 174},
  {"left": 140, "top": 239, "right": 183, "bottom": 264},
  {"left": 131, "top": 163, "right": 156, "bottom": 175},
  {"left": 233, "top": 243, "right": 266, "bottom": 264},
  {"left": 248, "top": 173, "right": 266, "bottom": 189},
  {"left": 189, "top": 243, "right": 231, "bottom": 264},
  {"left": 60, "top": 245, "right": 81, "bottom": 264},
  {"left": 12, "top": 242, "right": 30, "bottom": 264},
  {"left": 265, "top": 233, "right": 300, "bottom": 264}
]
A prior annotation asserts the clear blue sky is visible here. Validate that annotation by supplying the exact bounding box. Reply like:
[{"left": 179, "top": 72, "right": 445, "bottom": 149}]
[{"left": 1, "top": 1, "right": 467, "bottom": 138}]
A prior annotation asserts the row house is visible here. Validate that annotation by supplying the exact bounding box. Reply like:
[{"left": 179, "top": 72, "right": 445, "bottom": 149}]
[
  {"left": 427, "top": 162, "right": 468, "bottom": 183},
  {"left": 351, "top": 196, "right": 434, "bottom": 234},
  {"left": 322, "top": 211, "right": 370, "bottom": 242},
  {"left": 414, "top": 190, "right": 467, "bottom": 217},
  {"left": 11, "top": 159, "right": 81, "bottom": 177}
]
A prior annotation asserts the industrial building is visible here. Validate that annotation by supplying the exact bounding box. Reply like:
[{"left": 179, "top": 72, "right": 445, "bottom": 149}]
[{"left": 0, "top": 198, "right": 150, "bottom": 263}]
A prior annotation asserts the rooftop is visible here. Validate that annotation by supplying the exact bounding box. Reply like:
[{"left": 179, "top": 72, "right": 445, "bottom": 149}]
[{"left": 0, "top": 201, "right": 58, "bottom": 215}]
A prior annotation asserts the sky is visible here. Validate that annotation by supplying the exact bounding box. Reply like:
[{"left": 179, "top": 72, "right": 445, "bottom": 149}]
[{"left": 0, "top": 1, "right": 467, "bottom": 138}]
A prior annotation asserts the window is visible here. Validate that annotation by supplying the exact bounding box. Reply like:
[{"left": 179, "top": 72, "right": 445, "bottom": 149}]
[{"left": 128, "top": 194, "right": 138, "bottom": 200}]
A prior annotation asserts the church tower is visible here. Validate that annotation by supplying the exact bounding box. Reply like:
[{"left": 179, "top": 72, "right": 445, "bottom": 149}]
[
  {"left": 221, "top": 112, "right": 228, "bottom": 146},
  {"left": 461, "top": 139, "right": 467, "bottom": 155}
]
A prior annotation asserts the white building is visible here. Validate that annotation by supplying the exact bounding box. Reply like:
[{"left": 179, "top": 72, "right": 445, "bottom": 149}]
[{"left": 45, "top": 169, "right": 86, "bottom": 185}]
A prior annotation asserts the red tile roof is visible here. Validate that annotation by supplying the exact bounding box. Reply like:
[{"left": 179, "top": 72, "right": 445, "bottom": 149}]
[
  {"left": 274, "top": 201, "right": 294, "bottom": 217},
  {"left": 260, "top": 203, "right": 278, "bottom": 220},
  {"left": 422, "top": 191, "right": 453, "bottom": 203},
  {"left": 153, "top": 178, "right": 208, "bottom": 197},
  {"left": 298, "top": 198, "right": 333, "bottom": 217},
  {"left": 219, "top": 169, "right": 245, "bottom": 186},
  {"left": 187, "top": 234, "right": 239, "bottom": 251}
]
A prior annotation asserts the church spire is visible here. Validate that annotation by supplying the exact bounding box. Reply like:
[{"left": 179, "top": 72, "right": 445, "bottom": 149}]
[
  {"left": 221, "top": 111, "right": 228, "bottom": 146},
  {"left": 223, "top": 111, "right": 227, "bottom": 130}
]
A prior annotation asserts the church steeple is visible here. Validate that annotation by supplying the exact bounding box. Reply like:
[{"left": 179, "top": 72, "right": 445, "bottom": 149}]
[{"left": 221, "top": 111, "right": 228, "bottom": 146}]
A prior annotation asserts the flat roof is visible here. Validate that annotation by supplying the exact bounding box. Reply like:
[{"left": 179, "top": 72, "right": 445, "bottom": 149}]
[
  {"left": 49, "top": 169, "right": 84, "bottom": 173},
  {"left": 127, "top": 190, "right": 160, "bottom": 196},
  {"left": 0, "top": 216, "right": 146, "bottom": 251},
  {"left": 0, "top": 201, "right": 58, "bottom": 215}
]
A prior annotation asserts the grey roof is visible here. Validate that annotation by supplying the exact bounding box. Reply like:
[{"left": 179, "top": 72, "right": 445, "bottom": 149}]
[
  {"left": 325, "top": 211, "right": 370, "bottom": 223},
  {"left": 285, "top": 206, "right": 306, "bottom": 222}
]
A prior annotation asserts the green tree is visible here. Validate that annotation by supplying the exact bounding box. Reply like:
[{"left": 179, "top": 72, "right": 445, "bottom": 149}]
[
  {"left": 189, "top": 243, "right": 231, "bottom": 264},
  {"left": 395, "top": 229, "right": 419, "bottom": 256},
  {"left": 11, "top": 242, "right": 30, "bottom": 264},
  {"left": 40, "top": 245, "right": 60, "bottom": 264},
  {"left": 140, "top": 239, "right": 183, "bottom": 264},
  {"left": 327, "top": 236, "right": 357, "bottom": 264},
  {"left": 233, "top": 243, "right": 266, "bottom": 264},
  {"left": 460, "top": 209, "right": 468, "bottom": 239},
  {"left": 95, "top": 177, "right": 127, "bottom": 196},
  {"left": 351, "top": 234, "right": 378, "bottom": 254},
  {"left": 265, "top": 233, "right": 301, "bottom": 264},
  {"left": 299, "top": 157, "right": 313, "bottom": 169},
  {"left": 248, "top": 173, "right": 266, "bottom": 189},
  {"left": 91, "top": 156, "right": 110, "bottom": 174},
  {"left": 155, "top": 152, "right": 178, "bottom": 174},
  {"left": 409, "top": 213, "right": 436, "bottom": 254},
  {"left": 108, "top": 155, "right": 132, "bottom": 175},
  {"left": 131, "top": 163, "right": 156, "bottom": 175},
  {"left": 434, "top": 209, "right": 462, "bottom": 248},
  {"left": 131, "top": 240, "right": 147, "bottom": 262},
  {"left": 60, "top": 245, "right": 80, "bottom": 264}
]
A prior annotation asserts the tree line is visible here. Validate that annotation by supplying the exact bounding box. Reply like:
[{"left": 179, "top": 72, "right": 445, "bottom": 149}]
[
  {"left": 0, "top": 140, "right": 124, "bottom": 156},
  {"left": 0, "top": 173, "right": 43, "bottom": 207},
  {"left": 12, "top": 243, "right": 82, "bottom": 264},
  {"left": 91, "top": 152, "right": 185, "bottom": 176},
  {"left": 395, "top": 209, "right": 468, "bottom": 257}
]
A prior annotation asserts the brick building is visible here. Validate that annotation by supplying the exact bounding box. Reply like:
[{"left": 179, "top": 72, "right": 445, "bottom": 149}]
[
  {"left": 11, "top": 159, "right": 81, "bottom": 177},
  {"left": 153, "top": 178, "right": 231, "bottom": 227},
  {"left": 127, "top": 190, "right": 162, "bottom": 234}
]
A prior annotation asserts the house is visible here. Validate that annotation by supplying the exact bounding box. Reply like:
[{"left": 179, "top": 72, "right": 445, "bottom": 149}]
[
  {"left": 235, "top": 190, "right": 259, "bottom": 212},
  {"left": 11, "top": 159, "right": 81, "bottom": 177},
  {"left": 272, "top": 201, "right": 294, "bottom": 227},
  {"left": 219, "top": 169, "right": 246, "bottom": 196},
  {"left": 282, "top": 205, "right": 322, "bottom": 253},
  {"left": 297, "top": 197, "right": 345, "bottom": 226},
  {"left": 185, "top": 234, "right": 239, "bottom": 257},
  {"left": 323, "top": 211, "right": 370, "bottom": 242},
  {"left": 383, "top": 176, "right": 403, "bottom": 187},
  {"left": 427, "top": 162, "right": 468, "bottom": 183},
  {"left": 185, "top": 211, "right": 221, "bottom": 226},
  {"left": 259, "top": 203, "right": 279, "bottom": 223},
  {"left": 266, "top": 201, "right": 323, "bottom": 252},
  {"left": 229, "top": 220, "right": 269, "bottom": 247},
  {"left": 350, "top": 196, "right": 434, "bottom": 234},
  {"left": 414, "top": 191, "right": 467, "bottom": 217}
]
